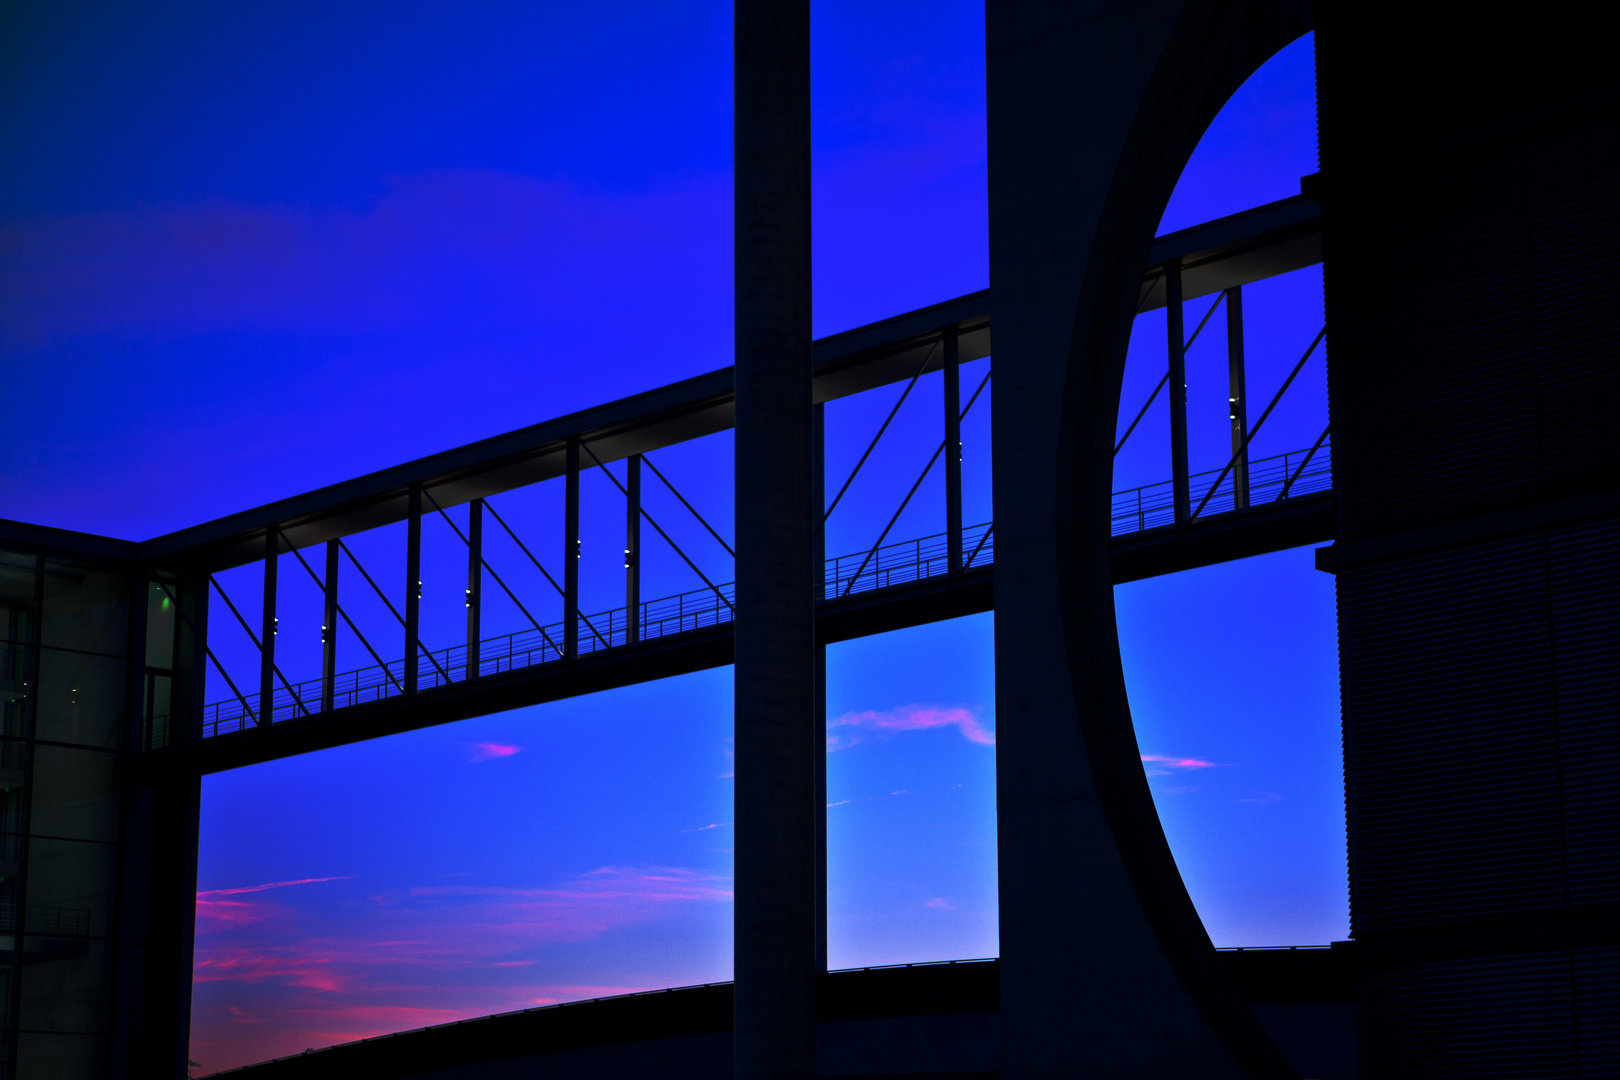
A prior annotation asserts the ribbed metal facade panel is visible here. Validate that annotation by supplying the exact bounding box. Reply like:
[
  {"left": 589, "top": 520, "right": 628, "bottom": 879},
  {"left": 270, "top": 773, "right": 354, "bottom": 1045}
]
[
  {"left": 1549, "top": 520, "right": 1620, "bottom": 907},
  {"left": 1339, "top": 537, "right": 1566, "bottom": 931},
  {"left": 1322, "top": 10, "right": 1620, "bottom": 1073},
  {"left": 1359, "top": 951, "right": 1578, "bottom": 1079},
  {"left": 1325, "top": 113, "right": 1620, "bottom": 541}
]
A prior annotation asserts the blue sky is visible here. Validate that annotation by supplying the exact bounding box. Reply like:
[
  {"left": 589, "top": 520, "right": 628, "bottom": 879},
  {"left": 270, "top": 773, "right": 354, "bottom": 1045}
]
[{"left": 0, "top": 6, "right": 1333, "bottom": 1072}]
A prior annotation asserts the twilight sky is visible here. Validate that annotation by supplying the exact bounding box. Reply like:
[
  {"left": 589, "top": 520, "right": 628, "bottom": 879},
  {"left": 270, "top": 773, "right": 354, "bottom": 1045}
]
[{"left": 0, "top": 5, "right": 1333, "bottom": 1073}]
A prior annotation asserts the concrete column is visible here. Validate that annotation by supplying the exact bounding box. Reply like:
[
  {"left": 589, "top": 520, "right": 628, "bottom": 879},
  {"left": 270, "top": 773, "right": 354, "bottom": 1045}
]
[{"left": 733, "top": 0, "right": 816, "bottom": 1077}]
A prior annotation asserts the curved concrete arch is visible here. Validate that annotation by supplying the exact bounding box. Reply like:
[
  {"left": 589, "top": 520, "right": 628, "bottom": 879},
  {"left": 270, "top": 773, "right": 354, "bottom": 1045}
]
[{"left": 989, "top": 2, "right": 1312, "bottom": 1076}]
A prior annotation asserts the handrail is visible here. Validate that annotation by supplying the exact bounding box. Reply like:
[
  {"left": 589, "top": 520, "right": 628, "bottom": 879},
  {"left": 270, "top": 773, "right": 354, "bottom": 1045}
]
[{"left": 184, "top": 443, "right": 1330, "bottom": 739}]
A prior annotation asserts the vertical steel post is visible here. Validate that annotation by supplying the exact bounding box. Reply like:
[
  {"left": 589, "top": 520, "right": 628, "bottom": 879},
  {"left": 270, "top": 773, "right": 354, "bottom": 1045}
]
[
  {"left": 812, "top": 399, "right": 827, "bottom": 972},
  {"left": 259, "top": 527, "right": 277, "bottom": 726},
  {"left": 405, "top": 485, "right": 422, "bottom": 693},
  {"left": 1226, "top": 285, "right": 1249, "bottom": 511},
  {"left": 564, "top": 436, "right": 581, "bottom": 661},
  {"left": 625, "top": 456, "right": 641, "bottom": 645},
  {"left": 322, "top": 539, "right": 338, "bottom": 713},
  {"left": 1166, "top": 261, "right": 1191, "bottom": 525},
  {"left": 944, "top": 326, "right": 964, "bottom": 573},
  {"left": 467, "top": 498, "right": 483, "bottom": 679},
  {"left": 734, "top": 0, "right": 816, "bottom": 1075}
]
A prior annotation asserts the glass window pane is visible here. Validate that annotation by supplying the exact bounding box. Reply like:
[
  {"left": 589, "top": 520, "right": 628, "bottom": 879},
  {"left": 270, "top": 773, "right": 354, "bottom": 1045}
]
[
  {"left": 0, "top": 549, "right": 36, "bottom": 610},
  {"left": 36, "top": 648, "right": 125, "bottom": 750},
  {"left": 42, "top": 561, "right": 127, "bottom": 659},
  {"left": 146, "top": 582, "right": 176, "bottom": 670},
  {"left": 30, "top": 745, "right": 119, "bottom": 844},
  {"left": 22, "top": 836, "right": 114, "bottom": 942},
  {"left": 17, "top": 1030, "right": 109, "bottom": 1076}
]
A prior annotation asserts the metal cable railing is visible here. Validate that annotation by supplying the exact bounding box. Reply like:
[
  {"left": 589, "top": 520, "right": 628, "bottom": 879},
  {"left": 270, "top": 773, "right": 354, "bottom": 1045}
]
[
  {"left": 1111, "top": 439, "right": 1333, "bottom": 536},
  {"left": 177, "top": 442, "right": 1328, "bottom": 740}
]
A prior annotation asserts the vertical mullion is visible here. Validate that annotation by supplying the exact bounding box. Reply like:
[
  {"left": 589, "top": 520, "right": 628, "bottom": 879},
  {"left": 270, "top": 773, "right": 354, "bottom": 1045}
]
[
  {"left": 467, "top": 499, "right": 483, "bottom": 679},
  {"left": 565, "top": 436, "right": 581, "bottom": 660},
  {"left": 1166, "top": 261, "right": 1190, "bottom": 525},
  {"left": 1226, "top": 285, "right": 1250, "bottom": 510},
  {"left": 259, "top": 527, "right": 277, "bottom": 726},
  {"left": 944, "top": 327, "right": 963, "bottom": 573},
  {"left": 322, "top": 540, "right": 338, "bottom": 712},
  {"left": 813, "top": 399, "right": 827, "bottom": 972},
  {"left": 626, "top": 456, "right": 641, "bottom": 645},
  {"left": 405, "top": 485, "right": 421, "bottom": 693}
]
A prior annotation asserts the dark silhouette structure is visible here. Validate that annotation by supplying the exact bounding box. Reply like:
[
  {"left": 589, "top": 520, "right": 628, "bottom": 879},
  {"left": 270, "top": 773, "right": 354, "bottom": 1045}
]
[{"left": 0, "top": 2, "right": 1614, "bottom": 1077}]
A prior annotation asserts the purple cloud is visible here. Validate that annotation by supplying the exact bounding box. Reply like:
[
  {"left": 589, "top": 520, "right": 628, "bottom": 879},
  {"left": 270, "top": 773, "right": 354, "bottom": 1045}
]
[
  {"left": 826, "top": 704, "right": 994, "bottom": 752},
  {"left": 191, "top": 865, "right": 731, "bottom": 1072},
  {"left": 468, "top": 743, "right": 523, "bottom": 763},
  {"left": 1140, "top": 753, "right": 1224, "bottom": 777}
]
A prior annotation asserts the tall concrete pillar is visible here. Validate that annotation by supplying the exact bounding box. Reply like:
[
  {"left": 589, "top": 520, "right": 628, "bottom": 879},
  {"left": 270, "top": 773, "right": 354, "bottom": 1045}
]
[
  {"left": 732, "top": 1, "right": 816, "bottom": 1078},
  {"left": 987, "top": 1, "right": 1308, "bottom": 1076}
]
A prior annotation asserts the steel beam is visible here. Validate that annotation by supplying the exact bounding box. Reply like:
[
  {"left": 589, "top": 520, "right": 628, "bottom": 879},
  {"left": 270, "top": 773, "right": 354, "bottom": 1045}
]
[
  {"left": 322, "top": 539, "right": 338, "bottom": 713},
  {"left": 259, "top": 528, "right": 277, "bottom": 726},
  {"left": 134, "top": 493, "right": 1336, "bottom": 779},
  {"left": 944, "top": 327, "right": 964, "bottom": 573},
  {"left": 625, "top": 456, "right": 641, "bottom": 645},
  {"left": 1226, "top": 286, "right": 1250, "bottom": 510},
  {"left": 1167, "top": 261, "right": 1191, "bottom": 526},
  {"left": 564, "top": 436, "right": 580, "bottom": 661},
  {"left": 733, "top": 0, "right": 817, "bottom": 1075},
  {"left": 467, "top": 499, "right": 483, "bottom": 679},
  {"left": 405, "top": 485, "right": 421, "bottom": 693},
  {"left": 122, "top": 198, "right": 1322, "bottom": 580},
  {"left": 812, "top": 400, "right": 827, "bottom": 972}
]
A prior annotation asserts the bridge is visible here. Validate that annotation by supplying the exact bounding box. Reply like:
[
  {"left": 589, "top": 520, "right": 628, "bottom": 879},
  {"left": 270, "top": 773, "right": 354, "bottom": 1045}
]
[{"left": 121, "top": 193, "right": 1329, "bottom": 776}]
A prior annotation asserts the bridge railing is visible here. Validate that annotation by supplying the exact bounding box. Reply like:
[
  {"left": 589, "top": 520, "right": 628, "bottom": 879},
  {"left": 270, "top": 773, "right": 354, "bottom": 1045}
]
[
  {"left": 1111, "top": 440, "right": 1332, "bottom": 537},
  {"left": 186, "top": 523, "right": 996, "bottom": 739},
  {"left": 823, "top": 521, "right": 994, "bottom": 599},
  {"left": 181, "top": 441, "right": 1327, "bottom": 739}
]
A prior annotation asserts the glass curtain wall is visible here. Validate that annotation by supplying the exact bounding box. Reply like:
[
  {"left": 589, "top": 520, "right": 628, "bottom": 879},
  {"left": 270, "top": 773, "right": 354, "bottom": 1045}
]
[{"left": 0, "top": 548, "right": 136, "bottom": 1080}]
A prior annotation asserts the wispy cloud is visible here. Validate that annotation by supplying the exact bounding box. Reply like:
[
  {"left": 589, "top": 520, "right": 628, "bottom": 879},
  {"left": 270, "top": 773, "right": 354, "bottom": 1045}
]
[
  {"left": 1237, "top": 791, "right": 1282, "bottom": 804},
  {"left": 1140, "top": 753, "right": 1223, "bottom": 777},
  {"left": 827, "top": 704, "right": 994, "bottom": 751},
  {"left": 191, "top": 864, "right": 733, "bottom": 1071},
  {"left": 200, "top": 877, "right": 353, "bottom": 898},
  {"left": 468, "top": 742, "right": 523, "bottom": 763},
  {"left": 827, "top": 789, "right": 909, "bottom": 809},
  {"left": 924, "top": 898, "right": 956, "bottom": 911},
  {"left": 196, "top": 877, "right": 353, "bottom": 927},
  {"left": 679, "top": 823, "right": 730, "bottom": 833}
]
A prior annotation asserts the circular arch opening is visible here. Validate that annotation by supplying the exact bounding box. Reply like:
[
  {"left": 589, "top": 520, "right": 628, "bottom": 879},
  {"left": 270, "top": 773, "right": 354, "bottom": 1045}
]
[{"left": 1110, "top": 32, "right": 1346, "bottom": 948}]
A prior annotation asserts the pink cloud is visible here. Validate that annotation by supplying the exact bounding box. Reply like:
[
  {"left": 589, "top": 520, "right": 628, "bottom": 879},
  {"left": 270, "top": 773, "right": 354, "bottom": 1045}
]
[
  {"left": 190, "top": 864, "right": 733, "bottom": 1072},
  {"left": 826, "top": 704, "right": 994, "bottom": 751},
  {"left": 201, "top": 876, "right": 353, "bottom": 898},
  {"left": 468, "top": 742, "right": 523, "bottom": 762},
  {"left": 196, "top": 877, "right": 353, "bottom": 927},
  {"left": 1140, "top": 754, "right": 1223, "bottom": 776}
]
